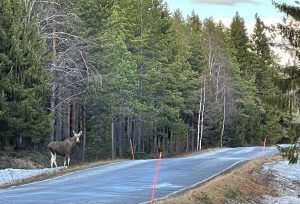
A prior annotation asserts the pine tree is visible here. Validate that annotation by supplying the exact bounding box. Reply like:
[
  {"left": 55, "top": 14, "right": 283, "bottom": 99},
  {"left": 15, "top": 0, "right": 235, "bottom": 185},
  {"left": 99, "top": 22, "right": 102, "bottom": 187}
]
[{"left": 0, "top": 0, "right": 52, "bottom": 148}]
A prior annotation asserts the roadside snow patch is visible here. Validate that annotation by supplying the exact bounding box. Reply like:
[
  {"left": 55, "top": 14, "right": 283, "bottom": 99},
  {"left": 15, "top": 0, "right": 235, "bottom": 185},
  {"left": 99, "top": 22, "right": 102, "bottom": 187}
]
[
  {"left": 261, "top": 160, "right": 300, "bottom": 204},
  {"left": 263, "top": 160, "right": 300, "bottom": 181},
  {"left": 0, "top": 168, "right": 61, "bottom": 186}
]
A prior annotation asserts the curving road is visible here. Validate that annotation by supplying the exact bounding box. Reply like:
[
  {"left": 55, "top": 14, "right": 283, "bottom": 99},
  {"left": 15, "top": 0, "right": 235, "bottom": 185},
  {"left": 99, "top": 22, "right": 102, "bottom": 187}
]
[{"left": 0, "top": 146, "right": 278, "bottom": 204}]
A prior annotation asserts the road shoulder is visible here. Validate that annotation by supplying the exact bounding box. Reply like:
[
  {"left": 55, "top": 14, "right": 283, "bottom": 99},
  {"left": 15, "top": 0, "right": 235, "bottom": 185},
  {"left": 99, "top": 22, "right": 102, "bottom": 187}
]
[{"left": 157, "top": 156, "right": 300, "bottom": 204}]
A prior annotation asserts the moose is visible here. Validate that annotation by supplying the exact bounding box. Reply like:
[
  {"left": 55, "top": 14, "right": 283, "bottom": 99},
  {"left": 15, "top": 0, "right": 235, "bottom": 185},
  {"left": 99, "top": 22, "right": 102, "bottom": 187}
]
[{"left": 48, "top": 130, "right": 82, "bottom": 168}]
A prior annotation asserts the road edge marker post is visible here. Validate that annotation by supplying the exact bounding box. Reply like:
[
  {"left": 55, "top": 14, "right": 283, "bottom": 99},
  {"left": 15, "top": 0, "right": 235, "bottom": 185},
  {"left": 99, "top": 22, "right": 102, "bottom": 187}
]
[{"left": 151, "top": 152, "right": 162, "bottom": 204}]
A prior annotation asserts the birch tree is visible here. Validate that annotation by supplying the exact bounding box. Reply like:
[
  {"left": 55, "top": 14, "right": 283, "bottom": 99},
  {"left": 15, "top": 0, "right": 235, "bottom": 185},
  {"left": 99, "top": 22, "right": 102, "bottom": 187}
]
[
  {"left": 197, "top": 87, "right": 202, "bottom": 151},
  {"left": 200, "top": 76, "right": 206, "bottom": 150}
]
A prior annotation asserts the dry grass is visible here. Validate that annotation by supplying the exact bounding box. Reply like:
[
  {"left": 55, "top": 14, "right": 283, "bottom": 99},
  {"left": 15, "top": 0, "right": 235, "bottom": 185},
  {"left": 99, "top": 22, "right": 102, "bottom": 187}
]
[{"left": 157, "top": 157, "right": 280, "bottom": 204}]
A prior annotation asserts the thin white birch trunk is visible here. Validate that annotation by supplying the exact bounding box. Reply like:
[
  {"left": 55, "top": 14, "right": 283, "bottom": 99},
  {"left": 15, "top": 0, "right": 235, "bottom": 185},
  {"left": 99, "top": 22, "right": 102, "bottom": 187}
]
[
  {"left": 216, "top": 65, "right": 221, "bottom": 102},
  {"left": 208, "top": 36, "right": 212, "bottom": 76},
  {"left": 220, "top": 87, "right": 226, "bottom": 148},
  {"left": 197, "top": 87, "right": 203, "bottom": 151},
  {"left": 200, "top": 76, "right": 206, "bottom": 150},
  {"left": 111, "top": 118, "right": 115, "bottom": 160}
]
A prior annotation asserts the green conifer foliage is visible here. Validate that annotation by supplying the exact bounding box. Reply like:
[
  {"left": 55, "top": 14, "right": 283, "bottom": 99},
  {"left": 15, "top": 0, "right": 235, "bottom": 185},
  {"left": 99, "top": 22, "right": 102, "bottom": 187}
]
[
  {"left": 0, "top": 0, "right": 52, "bottom": 148},
  {"left": 251, "top": 15, "right": 277, "bottom": 93},
  {"left": 187, "top": 11, "right": 206, "bottom": 74},
  {"left": 250, "top": 14, "right": 282, "bottom": 145},
  {"left": 230, "top": 12, "right": 251, "bottom": 77},
  {"left": 271, "top": 1, "right": 300, "bottom": 163},
  {"left": 228, "top": 14, "right": 262, "bottom": 146}
]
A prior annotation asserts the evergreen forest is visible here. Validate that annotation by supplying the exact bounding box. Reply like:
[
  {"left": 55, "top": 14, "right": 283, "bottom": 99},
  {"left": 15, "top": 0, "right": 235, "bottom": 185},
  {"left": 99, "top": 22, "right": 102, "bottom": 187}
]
[{"left": 1, "top": 0, "right": 300, "bottom": 162}]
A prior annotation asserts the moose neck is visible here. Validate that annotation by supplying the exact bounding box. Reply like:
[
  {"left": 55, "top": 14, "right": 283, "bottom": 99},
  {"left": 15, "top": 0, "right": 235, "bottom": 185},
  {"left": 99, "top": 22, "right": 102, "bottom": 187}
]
[{"left": 66, "top": 137, "right": 78, "bottom": 149}]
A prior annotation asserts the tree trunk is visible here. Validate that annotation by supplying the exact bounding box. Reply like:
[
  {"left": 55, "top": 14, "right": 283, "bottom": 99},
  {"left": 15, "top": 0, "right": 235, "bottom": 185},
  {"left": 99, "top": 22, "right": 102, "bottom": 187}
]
[
  {"left": 54, "top": 103, "right": 62, "bottom": 141},
  {"left": 111, "top": 117, "right": 115, "bottom": 159},
  {"left": 127, "top": 116, "right": 132, "bottom": 155},
  {"left": 117, "top": 115, "right": 123, "bottom": 157},
  {"left": 200, "top": 76, "right": 206, "bottom": 150},
  {"left": 208, "top": 36, "right": 215, "bottom": 76},
  {"left": 216, "top": 65, "right": 221, "bottom": 102},
  {"left": 197, "top": 87, "right": 203, "bottom": 151},
  {"left": 191, "top": 125, "right": 195, "bottom": 151},
  {"left": 49, "top": 15, "right": 56, "bottom": 143},
  {"left": 153, "top": 136, "right": 157, "bottom": 154},
  {"left": 49, "top": 81, "right": 56, "bottom": 142},
  {"left": 186, "top": 127, "right": 189, "bottom": 152},
  {"left": 82, "top": 105, "right": 86, "bottom": 161},
  {"left": 70, "top": 103, "right": 75, "bottom": 135},
  {"left": 220, "top": 87, "right": 226, "bottom": 148},
  {"left": 63, "top": 103, "right": 70, "bottom": 140}
]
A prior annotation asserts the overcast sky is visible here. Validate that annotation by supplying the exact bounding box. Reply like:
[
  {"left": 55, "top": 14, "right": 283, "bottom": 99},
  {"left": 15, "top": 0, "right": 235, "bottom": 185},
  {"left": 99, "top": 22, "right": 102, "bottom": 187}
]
[
  {"left": 192, "top": 0, "right": 260, "bottom": 5},
  {"left": 164, "top": 0, "right": 296, "bottom": 25},
  {"left": 164, "top": 0, "right": 297, "bottom": 65}
]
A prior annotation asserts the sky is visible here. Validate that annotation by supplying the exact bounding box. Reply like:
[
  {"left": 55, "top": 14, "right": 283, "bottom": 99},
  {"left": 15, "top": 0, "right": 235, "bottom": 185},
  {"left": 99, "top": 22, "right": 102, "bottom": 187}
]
[
  {"left": 164, "top": 0, "right": 298, "bottom": 64},
  {"left": 164, "top": 0, "right": 296, "bottom": 28}
]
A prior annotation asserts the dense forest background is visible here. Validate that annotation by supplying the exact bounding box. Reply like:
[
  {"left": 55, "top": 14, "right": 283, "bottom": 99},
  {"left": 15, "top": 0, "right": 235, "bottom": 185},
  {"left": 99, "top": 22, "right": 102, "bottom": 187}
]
[{"left": 0, "top": 0, "right": 299, "bottom": 162}]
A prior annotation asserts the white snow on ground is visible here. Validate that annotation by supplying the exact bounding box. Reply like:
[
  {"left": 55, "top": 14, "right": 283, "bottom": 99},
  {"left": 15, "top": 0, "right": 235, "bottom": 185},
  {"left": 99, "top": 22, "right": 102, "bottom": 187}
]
[
  {"left": 264, "top": 161, "right": 300, "bottom": 181},
  {"left": 0, "top": 168, "right": 61, "bottom": 186},
  {"left": 261, "top": 160, "right": 300, "bottom": 204}
]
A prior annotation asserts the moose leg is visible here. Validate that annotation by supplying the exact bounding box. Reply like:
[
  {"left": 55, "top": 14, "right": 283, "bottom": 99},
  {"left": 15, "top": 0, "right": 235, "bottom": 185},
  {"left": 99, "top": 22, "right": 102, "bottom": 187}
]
[
  {"left": 67, "top": 155, "right": 70, "bottom": 167},
  {"left": 50, "top": 152, "right": 58, "bottom": 168},
  {"left": 53, "top": 153, "right": 58, "bottom": 168},
  {"left": 63, "top": 158, "right": 66, "bottom": 167},
  {"left": 50, "top": 152, "right": 54, "bottom": 168}
]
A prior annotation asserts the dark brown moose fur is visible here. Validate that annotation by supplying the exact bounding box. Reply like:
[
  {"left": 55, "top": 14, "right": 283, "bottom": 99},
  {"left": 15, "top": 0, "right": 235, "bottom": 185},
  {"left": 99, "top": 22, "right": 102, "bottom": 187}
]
[{"left": 48, "top": 137, "right": 77, "bottom": 157}]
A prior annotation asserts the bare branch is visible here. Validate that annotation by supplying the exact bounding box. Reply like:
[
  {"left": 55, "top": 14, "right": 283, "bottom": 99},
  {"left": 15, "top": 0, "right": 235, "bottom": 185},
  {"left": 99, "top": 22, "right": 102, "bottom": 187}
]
[{"left": 54, "top": 90, "right": 87, "bottom": 110}]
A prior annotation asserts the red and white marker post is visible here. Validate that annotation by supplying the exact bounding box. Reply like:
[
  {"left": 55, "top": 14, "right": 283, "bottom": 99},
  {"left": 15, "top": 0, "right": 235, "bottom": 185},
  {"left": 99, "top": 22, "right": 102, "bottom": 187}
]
[{"left": 150, "top": 152, "right": 162, "bottom": 204}]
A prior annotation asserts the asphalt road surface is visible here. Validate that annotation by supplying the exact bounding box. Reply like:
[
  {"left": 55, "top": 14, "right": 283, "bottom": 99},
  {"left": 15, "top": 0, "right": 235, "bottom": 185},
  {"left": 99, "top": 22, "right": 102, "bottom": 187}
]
[{"left": 0, "top": 146, "right": 278, "bottom": 204}]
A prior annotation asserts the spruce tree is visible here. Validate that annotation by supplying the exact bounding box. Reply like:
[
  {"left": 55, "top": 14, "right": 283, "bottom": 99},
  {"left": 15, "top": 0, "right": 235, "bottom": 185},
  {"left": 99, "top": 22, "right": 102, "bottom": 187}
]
[
  {"left": 0, "top": 0, "right": 52, "bottom": 148},
  {"left": 271, "top": 1, "right": 300, "bottom": 163},
  {"left": 187, "top": 11, "right": 206, "bottom": 74},
  {"left": 228, "top": 14, "right": 263, "bottom": 146},
  {"left": 170, "top": 10, "right": 200, "bottom": 151},
  {"left": 250, "top": 14, "right": 282, "bottom": 145},
  {"left": 251, "top": 14, "right": 277, "bottom": 94},
  {"left": 230, "top": 12, "right": 252, "bottom": 77}
]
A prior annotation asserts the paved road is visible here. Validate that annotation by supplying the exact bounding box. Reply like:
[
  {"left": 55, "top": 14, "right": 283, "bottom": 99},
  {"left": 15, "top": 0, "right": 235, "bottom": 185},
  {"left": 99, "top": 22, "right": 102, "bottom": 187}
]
[{"left": 0, "top": 147, "right": 278, "bottom": 204}]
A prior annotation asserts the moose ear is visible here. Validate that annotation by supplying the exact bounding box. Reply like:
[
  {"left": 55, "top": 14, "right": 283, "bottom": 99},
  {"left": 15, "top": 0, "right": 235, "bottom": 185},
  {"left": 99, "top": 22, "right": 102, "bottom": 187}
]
[{"left": 79, "top": 131, "right": 82, "bottom": 136}]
